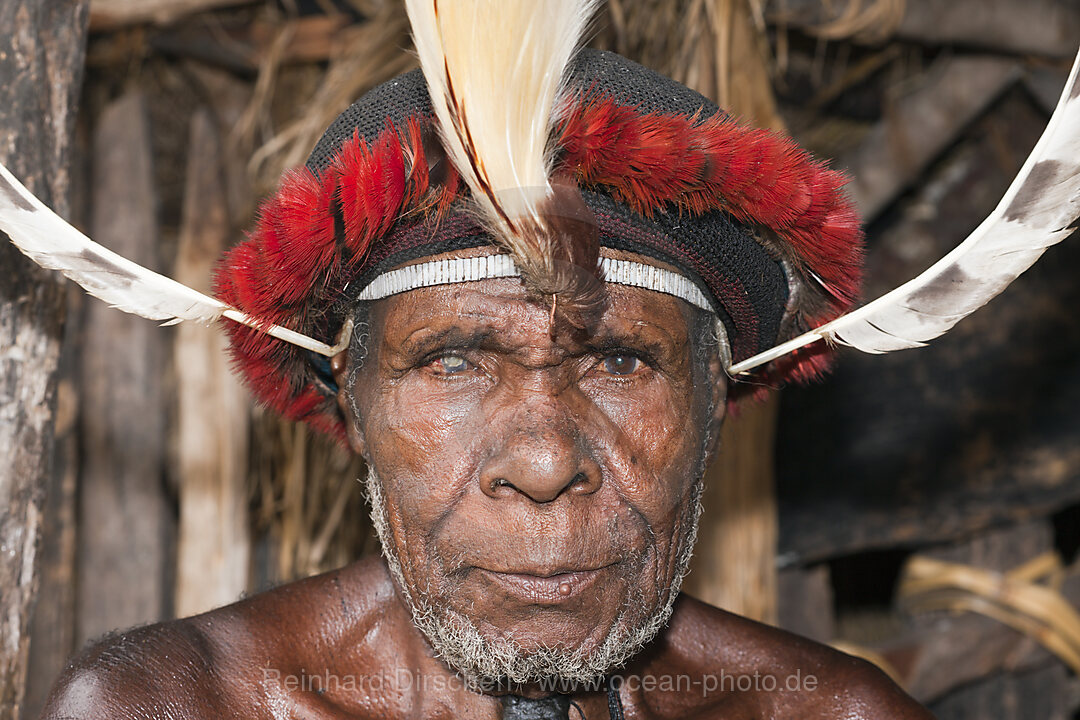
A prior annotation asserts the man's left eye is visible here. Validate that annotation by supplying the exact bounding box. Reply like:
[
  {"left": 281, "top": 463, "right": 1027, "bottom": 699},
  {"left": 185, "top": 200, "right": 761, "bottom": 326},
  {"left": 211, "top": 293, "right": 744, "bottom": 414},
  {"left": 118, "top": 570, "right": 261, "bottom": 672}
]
[{"left": 601, "top": 354, "right": 643, "bottom": 376}]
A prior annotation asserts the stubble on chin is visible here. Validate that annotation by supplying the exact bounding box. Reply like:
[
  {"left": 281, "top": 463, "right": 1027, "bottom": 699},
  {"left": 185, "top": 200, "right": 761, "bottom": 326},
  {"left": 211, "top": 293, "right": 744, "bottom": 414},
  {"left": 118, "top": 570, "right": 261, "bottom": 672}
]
[{"left": 363, "top": 466, "right": 705, "bottom": 688}]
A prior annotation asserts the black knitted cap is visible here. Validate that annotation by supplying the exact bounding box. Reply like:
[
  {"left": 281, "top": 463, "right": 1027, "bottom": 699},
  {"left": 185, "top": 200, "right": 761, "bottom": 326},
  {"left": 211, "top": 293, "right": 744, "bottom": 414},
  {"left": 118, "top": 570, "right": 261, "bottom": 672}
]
[{"left": 305, "top": 49, "right": 789, "bottom": 358}]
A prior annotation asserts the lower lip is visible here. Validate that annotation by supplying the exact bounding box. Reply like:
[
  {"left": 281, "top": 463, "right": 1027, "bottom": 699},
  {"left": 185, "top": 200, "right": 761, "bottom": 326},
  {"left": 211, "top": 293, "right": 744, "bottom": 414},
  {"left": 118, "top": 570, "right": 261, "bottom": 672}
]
[{"left": 477, "top": 567, "right": 611, "bottom": 604}]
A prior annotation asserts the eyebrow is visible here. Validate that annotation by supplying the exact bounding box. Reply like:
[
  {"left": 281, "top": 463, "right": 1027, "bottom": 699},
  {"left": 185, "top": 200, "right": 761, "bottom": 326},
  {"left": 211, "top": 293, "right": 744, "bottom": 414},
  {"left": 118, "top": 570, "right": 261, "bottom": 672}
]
[
  {"left": 396, "top": 325, "right": 500, "bottom": 358},
  {"left": 584, "top": 329, "right": 681, "bottom": 366},
  {"left": 390, "top": 303, "right": 688, "bottom": 364}
]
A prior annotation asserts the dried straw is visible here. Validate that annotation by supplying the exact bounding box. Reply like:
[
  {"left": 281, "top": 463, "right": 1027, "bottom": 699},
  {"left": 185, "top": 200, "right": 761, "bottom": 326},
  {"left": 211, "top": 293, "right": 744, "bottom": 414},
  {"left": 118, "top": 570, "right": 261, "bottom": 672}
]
[
  {"left": 250, "top": 409, "right": 368, "bottom": 583},
  {"left": 600, "top": 0, "right": 784, "bottom": 127},
  {"left": 244, "top": 2, "right": 415, "bottom": 192},
  {"left": 241, "top": 1, "right": 414, "bottom": 584},
  {"left": 770, "top": 0, "right": 907, "bottom": 44},
  {"left": 830, "top": 640, "right": 905, "bottom": 687}
]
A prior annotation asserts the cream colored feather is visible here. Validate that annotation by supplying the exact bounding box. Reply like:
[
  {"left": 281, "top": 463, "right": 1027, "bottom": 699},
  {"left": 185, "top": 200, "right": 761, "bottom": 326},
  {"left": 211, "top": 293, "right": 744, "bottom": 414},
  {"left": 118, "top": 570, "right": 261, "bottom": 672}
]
[
  {"left": 0, "top": 162, "right": 349, "bottom": 357},
  {"left": 404, "top": 0, "right": 600, "bottom": 264},
  {"left": 729, "top": 48, "right": 1080, "bottom": 376}
]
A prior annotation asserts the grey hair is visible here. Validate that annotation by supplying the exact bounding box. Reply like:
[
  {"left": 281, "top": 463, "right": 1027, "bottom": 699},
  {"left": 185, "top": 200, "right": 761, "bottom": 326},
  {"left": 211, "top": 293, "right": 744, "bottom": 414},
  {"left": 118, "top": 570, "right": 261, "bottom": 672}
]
[{"left": 343, "top": 301, "right": 372, "bottom": 426}]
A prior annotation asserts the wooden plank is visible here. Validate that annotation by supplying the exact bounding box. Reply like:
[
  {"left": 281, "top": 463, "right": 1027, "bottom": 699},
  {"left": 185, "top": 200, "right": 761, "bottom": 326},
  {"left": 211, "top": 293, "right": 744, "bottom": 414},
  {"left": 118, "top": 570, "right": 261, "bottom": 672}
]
[
  {"left": 90, "top": 0, "right": 259, "bottom": 31},
  {"left": 181, "top": 62, "right": 257, "bottom": 225},
  {"left": 777, "top": 564, "right": 835, "bottom": 644},
  {"left": 75, "top": 92, "right": 172, "bottom": 646},
  {"left": 838, "top": 55, "right": 1020, "bottom": 220},
  {"left": 173, "top": 108, "right": 251, "bottom": 617},
  {"left": 0, "top": 1, "right": 89, "bottom": 717}
]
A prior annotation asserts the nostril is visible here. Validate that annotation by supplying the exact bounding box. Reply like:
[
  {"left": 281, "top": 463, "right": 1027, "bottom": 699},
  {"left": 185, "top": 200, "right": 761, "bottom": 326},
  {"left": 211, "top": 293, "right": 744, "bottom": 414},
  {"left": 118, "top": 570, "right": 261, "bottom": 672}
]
[
  {"left": 567, "top": 469, "right": 603, "bottom": 496},
  {"left": 489, "top": 477, "right": 513, "bottom": 495}
]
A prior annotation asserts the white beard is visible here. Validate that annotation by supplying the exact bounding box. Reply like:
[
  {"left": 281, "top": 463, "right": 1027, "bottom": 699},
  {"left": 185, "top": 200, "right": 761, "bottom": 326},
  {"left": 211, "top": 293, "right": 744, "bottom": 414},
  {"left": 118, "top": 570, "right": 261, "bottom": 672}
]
[{"left": 363, "top": 466, "right": 705, "bottom": 687}]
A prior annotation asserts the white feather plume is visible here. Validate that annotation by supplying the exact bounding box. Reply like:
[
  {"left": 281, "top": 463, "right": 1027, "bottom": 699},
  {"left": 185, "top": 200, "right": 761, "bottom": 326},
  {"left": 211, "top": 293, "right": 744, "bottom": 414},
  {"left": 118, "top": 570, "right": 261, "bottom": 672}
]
[
  {"left": 404, "top": 0, "right": 599, "bottom": 246},
  {"left": 0, "top": 162, "right": 349, "bottom": 357},
  {"left": 729, "top": 48, "right": 1080, "bottom": 376}
]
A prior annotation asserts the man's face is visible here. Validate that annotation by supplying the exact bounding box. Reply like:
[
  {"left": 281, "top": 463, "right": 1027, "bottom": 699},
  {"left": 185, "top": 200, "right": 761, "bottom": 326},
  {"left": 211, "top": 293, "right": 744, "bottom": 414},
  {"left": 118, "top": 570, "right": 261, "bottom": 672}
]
[{"left": 337, "top": 255, "right": 726, "bottom": 684}]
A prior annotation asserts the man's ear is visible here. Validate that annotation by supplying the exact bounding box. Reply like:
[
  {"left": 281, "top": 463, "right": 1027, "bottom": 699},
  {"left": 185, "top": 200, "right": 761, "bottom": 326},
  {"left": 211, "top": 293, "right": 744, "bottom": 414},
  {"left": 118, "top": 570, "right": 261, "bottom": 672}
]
[
  {"left": 331, "top": 349, "right": 368, "bottom": 459},
  {"left": 702, "top": 356, "right": 728, "bottom": 466}
]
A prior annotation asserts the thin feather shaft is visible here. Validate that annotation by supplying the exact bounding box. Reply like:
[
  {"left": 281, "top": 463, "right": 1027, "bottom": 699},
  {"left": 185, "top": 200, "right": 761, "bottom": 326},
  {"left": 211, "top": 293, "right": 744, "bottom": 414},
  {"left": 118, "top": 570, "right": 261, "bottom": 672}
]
[
  {"left": 0, "top": 162, "right": 343, "bottom": 357},
  {"left": 729, "top": 46, "right": 1080, "bottom": 376}
]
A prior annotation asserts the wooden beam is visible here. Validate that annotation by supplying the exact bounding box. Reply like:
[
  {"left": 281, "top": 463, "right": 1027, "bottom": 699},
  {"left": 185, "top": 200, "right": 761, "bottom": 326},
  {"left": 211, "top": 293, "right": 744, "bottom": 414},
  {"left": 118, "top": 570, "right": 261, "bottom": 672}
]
[
  {"left": 173, "top": 108, "right": 251, "bottom": 617},
  {"left": 766, "top": 0, "right": 1080, "bottom": 60},
  {"left": 76, "top": 91, "right": 173, "bottom": 646},
  {"left": 22, "top": 363, "right": 80, "bottom": 720},
  {"left": 0, "top": 1, "right": 88, "bottom": 717},
  {"left": 150, "top": 15, "right": 358, "bottom": 74},
  {"left": 681, "top": 0, "right": 784, "bottom": 624}
]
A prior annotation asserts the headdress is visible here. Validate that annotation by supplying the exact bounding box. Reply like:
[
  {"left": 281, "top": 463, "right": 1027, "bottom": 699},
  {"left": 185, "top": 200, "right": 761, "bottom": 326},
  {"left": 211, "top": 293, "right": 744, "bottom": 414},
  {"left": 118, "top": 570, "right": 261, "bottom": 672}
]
[{"left": 3, "top": 0, "right": 1079, "bottom": 444}]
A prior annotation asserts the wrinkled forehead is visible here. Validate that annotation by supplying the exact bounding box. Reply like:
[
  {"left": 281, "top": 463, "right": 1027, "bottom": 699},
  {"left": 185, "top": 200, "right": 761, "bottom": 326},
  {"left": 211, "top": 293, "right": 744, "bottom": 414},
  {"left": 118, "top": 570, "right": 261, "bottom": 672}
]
[{"left": 356, "top": 245, "right": 706, "bottom": 358}]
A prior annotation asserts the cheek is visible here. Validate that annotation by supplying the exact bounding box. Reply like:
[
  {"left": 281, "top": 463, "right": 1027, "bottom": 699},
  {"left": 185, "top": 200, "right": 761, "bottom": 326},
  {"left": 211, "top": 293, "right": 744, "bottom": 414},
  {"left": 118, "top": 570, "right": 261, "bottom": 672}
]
[
  {"left": 362, "top": 375, "right": 474, "bottom": 477},
  {"left": 355, "top": 373, "right": 494, "bottom": 562},
  {"left": 581, "top": 375, "right": 705, "bottom": 508}
]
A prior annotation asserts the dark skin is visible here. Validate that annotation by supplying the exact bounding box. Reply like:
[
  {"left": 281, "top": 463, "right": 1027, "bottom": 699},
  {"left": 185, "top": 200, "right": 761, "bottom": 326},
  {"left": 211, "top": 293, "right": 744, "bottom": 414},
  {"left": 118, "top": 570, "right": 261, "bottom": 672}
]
[{"left": 41, "top": 251, "right": 934, "bottom": 720}]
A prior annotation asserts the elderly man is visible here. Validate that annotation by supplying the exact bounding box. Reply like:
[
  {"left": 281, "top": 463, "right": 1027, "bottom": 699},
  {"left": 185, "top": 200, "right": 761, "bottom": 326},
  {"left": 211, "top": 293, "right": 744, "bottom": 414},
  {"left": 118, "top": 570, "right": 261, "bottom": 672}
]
[
  {"left": 39, "top": 254, "right": 929, "bottom": 719},
  {"left": 33, "top": 2, "right": 938, "bottom": 718}
]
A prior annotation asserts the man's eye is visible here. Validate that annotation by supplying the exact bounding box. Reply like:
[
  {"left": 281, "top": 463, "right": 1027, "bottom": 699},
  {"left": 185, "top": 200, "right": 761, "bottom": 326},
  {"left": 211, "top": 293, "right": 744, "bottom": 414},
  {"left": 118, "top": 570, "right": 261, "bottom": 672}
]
[
  {"left": 600, "top": 354, "right": 643, "bottom": 376},
  {"left": 427, "top": 353, "right": 472, "bottom": 375}
]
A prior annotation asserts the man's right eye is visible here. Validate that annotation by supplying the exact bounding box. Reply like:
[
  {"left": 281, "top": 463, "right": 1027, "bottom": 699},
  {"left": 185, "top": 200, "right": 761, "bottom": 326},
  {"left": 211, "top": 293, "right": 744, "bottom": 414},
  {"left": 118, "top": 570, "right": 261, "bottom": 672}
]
[
  {"left": 600, "top": 354, "right": 643, "bottom": 376},
  {"left": 425, "top": 353, "right": 473, "bottom": 375}
]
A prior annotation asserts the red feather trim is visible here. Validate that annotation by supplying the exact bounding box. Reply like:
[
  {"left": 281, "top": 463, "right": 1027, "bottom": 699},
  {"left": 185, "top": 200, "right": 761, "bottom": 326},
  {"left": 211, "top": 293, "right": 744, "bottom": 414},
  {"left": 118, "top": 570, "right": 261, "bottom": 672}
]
[{"left": 558, "top": 97, "right": 862, "bottom": 307}]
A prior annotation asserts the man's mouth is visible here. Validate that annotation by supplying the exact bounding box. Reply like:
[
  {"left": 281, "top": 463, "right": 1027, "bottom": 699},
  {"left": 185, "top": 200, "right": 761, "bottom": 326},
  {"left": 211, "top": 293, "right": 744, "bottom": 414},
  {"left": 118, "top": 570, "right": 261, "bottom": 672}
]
[{"left": 474, "top": 564, "right": 616, "bottom": 604}]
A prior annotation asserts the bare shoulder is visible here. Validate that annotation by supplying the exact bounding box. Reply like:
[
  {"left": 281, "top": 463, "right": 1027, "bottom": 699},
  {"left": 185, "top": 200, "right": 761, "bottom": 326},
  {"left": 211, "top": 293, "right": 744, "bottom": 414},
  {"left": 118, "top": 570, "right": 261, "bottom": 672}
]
[
  {"left": 38, "top": 619, "right": 234, "bottom": 720},
  {"left": 40, "top": 557, "right": 394, "bottom": 720},
  {"left": 648, "top": 594, "right": 935, "bottom": 720}
]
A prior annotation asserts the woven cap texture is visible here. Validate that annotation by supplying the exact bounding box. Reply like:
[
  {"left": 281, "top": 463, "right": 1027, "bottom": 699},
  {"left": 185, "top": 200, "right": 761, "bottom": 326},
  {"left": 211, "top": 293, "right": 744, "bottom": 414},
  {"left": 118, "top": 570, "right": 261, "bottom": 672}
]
[{"left": 308, "top": 49, "right": 723, "bottom": 172}]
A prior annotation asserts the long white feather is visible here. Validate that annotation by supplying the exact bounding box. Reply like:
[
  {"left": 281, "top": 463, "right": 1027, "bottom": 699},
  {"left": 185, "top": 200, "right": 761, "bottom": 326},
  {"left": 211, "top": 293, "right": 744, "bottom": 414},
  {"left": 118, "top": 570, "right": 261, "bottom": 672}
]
[
  {"left": 404, "top": 0, "right": 599, "bottom": 237},
  {"left": 729, "top": 47, "right": 1080, "bottom": 376},
  {"left": 0, "top": 162, "right": 349, "bottom": 357}
]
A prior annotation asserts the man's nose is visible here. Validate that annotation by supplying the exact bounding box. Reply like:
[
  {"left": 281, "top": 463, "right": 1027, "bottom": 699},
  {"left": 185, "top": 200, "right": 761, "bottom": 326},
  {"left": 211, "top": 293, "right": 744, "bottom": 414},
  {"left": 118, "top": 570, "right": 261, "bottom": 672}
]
[{"left": 478, "top": 401, "right": 602, "bottom": 504}]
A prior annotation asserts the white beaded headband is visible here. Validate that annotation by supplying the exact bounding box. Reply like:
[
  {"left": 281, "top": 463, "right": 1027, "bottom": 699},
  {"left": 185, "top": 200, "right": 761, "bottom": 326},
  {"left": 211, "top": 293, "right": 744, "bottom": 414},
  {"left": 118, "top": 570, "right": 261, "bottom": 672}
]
[{"left": 356, "top": 254, "right": 714, "bottom": 313}]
